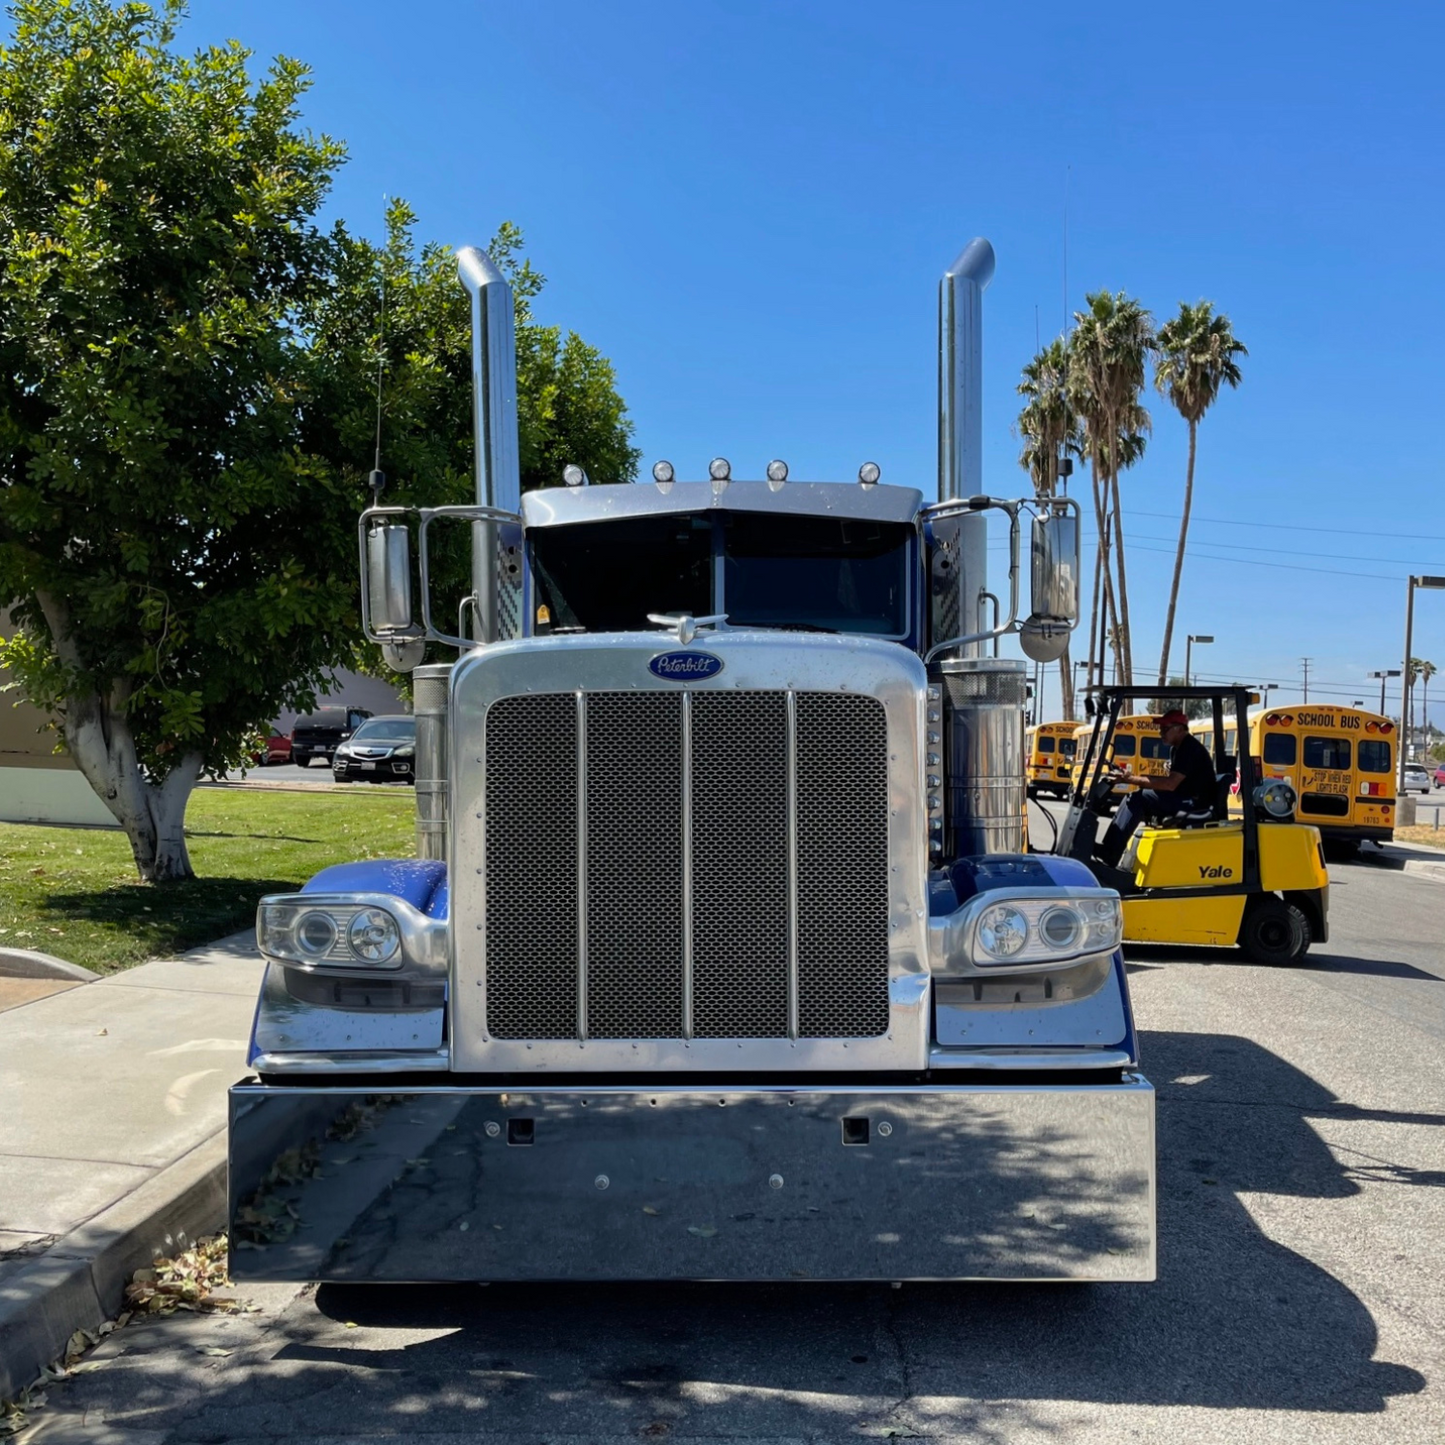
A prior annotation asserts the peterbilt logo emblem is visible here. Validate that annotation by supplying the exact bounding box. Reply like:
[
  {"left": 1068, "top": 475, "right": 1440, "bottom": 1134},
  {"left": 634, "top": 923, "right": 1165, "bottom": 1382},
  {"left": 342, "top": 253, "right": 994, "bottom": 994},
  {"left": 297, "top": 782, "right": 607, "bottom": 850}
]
[{"left": 648, "top": 650, "right": 724, "bottom": 681}]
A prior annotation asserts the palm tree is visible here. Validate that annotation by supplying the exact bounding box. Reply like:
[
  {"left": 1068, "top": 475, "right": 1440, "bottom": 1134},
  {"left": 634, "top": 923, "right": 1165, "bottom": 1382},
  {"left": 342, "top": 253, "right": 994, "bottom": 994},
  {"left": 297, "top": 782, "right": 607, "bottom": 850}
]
[
  {"left": 1016, "top": 337, "right": 1083, "bottom": 717},
  {"left": 1408, "top": 657, "right": 1436, "bottom": 758},
  {"left": 1422, "top": 660, "right": 1438, "bottom": 754},
  {"left": 1153, "top": 302, "right": 1247, "bottom": 685},
  {"left": 1068, "top": 292, "right": 1155, "bottom": 685}
]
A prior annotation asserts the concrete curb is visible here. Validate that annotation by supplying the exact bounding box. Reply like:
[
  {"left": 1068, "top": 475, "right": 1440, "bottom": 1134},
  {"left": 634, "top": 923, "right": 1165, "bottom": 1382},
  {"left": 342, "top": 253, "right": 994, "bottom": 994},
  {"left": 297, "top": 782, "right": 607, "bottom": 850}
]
[
  {"left": 0, "top": 948, "right": 98, "bottom": 982},
  {"left": 1401, "top": 858, "right": 1445, "bottom": 884},
  {"left": 0, "top": 1132, "right": 227, "bottom": 1400}
]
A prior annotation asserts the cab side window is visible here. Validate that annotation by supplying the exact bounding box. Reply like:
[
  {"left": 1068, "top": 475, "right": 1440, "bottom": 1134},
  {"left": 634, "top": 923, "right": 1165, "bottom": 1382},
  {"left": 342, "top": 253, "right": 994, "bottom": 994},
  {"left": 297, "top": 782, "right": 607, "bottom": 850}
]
[
  {"left": 1358, "top": 740, "right": 1391, "bottom": 774},
  {"left": 1304, "top": 736, "right": 1350, "bottom": 769},
  {"left": 1263, "top": 734, "right": 1297, "bottom": 766}
]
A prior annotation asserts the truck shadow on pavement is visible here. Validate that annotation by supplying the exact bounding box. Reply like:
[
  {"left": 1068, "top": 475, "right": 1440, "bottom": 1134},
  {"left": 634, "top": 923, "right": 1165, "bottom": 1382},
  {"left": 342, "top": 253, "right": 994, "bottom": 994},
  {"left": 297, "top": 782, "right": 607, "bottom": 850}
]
[
  {"left": 1125, "top": 943, "right": 1441, "bottom": 982},
  {"left": 211, "top": 1030, "right": 1429, "bottom": 1436}
]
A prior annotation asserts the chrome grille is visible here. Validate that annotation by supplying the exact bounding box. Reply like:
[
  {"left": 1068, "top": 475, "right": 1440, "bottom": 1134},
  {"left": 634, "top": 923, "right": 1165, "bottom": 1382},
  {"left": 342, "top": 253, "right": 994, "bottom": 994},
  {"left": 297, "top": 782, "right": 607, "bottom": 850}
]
[{"left": 483, "top": 689, "right": 890, "bottom": 1042}]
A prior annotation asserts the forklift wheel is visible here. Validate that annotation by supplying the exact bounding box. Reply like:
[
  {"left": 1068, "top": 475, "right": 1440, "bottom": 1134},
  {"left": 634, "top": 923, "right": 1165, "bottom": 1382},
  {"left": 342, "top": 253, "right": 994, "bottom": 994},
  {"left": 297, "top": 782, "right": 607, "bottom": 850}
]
[{"left": 1239, "top": 897, "right": 1311, "bottom": 965}]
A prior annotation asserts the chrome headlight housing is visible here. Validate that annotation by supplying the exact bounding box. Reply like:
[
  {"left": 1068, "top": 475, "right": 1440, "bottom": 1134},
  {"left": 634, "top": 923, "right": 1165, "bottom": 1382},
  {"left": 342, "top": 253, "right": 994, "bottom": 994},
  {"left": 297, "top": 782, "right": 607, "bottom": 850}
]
[
  {"left": 929, "top": 887, "right": 1123, "bottom": 975},
  {"left": 257, "top": 893, "right": 445, "bottom": 974}
]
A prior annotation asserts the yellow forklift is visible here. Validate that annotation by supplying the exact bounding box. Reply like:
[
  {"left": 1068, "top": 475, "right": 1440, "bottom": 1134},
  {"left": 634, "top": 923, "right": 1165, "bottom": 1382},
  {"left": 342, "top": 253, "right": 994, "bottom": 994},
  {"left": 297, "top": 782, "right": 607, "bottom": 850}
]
[{"left": 1051, "top": 686, "right": 1329, "bottom": 964}]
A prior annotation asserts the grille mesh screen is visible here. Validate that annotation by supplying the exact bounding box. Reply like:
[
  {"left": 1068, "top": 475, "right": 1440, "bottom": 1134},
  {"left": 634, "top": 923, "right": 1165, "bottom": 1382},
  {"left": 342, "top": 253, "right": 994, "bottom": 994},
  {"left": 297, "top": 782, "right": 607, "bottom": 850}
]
[
  {"left": 691, "top": 692, "right": 790, "bottom": 1038},
  {"left": 796, "top": 694, "right": 891, "bottom": 1036},
  {"left": 483, "top": 688, "right": 890, "bottom": 1042},
  {"left": 484, "top": 695, "right": 577, "bottom": 1039},
  {"left": 585, "top": 694, "right": 686, "bottom": 1037}
]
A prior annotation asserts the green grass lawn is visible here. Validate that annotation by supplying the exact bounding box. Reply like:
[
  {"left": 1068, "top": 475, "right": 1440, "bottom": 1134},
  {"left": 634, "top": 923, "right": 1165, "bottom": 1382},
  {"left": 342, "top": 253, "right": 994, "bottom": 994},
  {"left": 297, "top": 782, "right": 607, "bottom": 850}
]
[{"left": 0, "top": 787, "right": 415, "bottom": 975}]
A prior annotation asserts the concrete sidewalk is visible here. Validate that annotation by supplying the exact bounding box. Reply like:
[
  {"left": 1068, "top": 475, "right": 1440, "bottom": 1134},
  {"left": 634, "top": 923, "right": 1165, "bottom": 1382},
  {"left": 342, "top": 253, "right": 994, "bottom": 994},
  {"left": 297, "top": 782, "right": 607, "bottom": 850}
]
[{"left": 0, "top": 931, "right": 260, "bottom": 1398}]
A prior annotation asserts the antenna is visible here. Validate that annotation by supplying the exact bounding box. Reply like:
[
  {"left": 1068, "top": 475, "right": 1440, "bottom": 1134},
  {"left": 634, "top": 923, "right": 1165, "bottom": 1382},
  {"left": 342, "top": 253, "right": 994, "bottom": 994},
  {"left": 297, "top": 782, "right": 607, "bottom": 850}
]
[
  {"left": 368, "top": 201, "right": 388, "bottom": 504},
  {"left": 1063, "top": 164, "right": 1070, "bottom": 335}
]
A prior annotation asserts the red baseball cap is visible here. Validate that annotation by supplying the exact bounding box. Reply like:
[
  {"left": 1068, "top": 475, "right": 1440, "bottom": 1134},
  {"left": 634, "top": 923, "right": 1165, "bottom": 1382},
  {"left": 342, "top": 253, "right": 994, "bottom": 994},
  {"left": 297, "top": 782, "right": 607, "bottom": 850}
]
[{"left": 1159, "top": 710, "right": 1189, "bottom": 728}]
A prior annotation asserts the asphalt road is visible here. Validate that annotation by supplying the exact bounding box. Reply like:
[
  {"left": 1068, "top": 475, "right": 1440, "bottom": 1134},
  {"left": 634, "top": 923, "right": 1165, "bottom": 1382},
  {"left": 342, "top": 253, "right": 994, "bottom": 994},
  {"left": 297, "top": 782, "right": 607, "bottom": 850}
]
[
  {"left": 219, "top": 760, "right": 412, "bottom": 788},
  {"left": 20, "top": 837, "right": 1445, "bottom": 1443}
]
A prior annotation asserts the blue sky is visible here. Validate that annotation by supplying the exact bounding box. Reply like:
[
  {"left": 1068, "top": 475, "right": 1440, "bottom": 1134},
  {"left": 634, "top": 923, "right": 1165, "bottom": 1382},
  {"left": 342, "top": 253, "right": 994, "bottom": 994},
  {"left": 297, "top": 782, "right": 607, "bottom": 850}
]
[{"left": 183, "top": 0, "right": 1443, "bottom": 721}]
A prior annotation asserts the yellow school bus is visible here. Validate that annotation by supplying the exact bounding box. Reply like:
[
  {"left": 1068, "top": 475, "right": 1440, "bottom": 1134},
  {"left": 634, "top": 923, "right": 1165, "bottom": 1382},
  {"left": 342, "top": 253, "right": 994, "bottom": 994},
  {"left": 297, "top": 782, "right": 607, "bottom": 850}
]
[
  {"left": 1025, "top": 722, "right": 1078, "bottom": 798},
  {"left": 1195, "top": 704, "right": 1395, "bottom": 846},
  {"left": 1070, "top": 714, "right": 1173, "bottom": 800}
]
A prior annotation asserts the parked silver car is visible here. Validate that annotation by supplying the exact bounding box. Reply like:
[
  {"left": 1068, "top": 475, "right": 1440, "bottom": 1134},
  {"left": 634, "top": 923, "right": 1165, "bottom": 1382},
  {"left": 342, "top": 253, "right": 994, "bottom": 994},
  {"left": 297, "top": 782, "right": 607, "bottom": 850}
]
[{"left": 1403, "top": 763, "right": 1433, "bottom": 793}]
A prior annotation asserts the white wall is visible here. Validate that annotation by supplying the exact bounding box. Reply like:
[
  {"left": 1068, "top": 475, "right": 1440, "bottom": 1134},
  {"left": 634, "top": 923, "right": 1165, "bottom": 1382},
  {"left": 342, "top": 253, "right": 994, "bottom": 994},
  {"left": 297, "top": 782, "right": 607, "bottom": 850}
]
[
  {"left": 271, "top": 669, "right": 409, "bottom": 734},
  {"left": 0, "top": 766, "right": 117, "bottom": 827}
]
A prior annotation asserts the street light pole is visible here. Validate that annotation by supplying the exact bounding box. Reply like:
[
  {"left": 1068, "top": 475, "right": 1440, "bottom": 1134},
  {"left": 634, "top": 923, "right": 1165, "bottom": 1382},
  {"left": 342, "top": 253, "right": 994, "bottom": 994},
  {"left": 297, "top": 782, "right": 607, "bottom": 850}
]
[
  {"left": 1369, "top": 668, "right": 1401, "bottom": 717},
  {"left": 1186, "top": 634, "right": 1214, "bottom": 688},
  {"left": 1402, "top": 575, "right": 1445, "bottom": 786}
]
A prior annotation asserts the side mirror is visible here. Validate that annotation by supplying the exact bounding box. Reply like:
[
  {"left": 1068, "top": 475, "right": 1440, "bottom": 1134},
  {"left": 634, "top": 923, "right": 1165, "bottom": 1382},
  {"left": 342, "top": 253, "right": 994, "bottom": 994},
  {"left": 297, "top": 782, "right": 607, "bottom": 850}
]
[
  {"left": 367, "top": 524, "right": 415, "bottom": 634},
  {"left": 1020, "top": 508, "right": 1079, "bottom": 663}
]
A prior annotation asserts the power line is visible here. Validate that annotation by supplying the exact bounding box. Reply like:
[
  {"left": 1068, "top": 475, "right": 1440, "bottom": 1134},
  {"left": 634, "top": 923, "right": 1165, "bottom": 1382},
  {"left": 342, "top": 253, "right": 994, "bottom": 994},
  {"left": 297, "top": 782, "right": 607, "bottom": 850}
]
[
  {"left": 1124, "top": 539, "right": 1399, "bottom": 582},
  {"left": 1129, "top": 508, "right": 1445, "bottom": 545},
  {"left": 1124, "top": 532, "right": 1445, "bottom": 570}
]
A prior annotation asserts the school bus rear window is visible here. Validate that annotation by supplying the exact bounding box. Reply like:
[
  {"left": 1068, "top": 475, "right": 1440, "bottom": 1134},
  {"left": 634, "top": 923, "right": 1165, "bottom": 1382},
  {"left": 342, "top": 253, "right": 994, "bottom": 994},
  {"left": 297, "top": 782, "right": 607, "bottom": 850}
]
[
  {"left": 1263, "top": 734, "right": 1297, "bottom": 766},
  {"left": 1039, "top": 735, "right": 1055, "bottom": 753},
  {"left": 1113, "top": 736, "right": 1137, "bottom": 757},
  {"left": 1139, "top": 737, "right": 1168, "bottom": 760},
  {"left": 1304, "top": 736, "right": 1350, "bottom": 770},
  {"left": 1358, "top": 740, "right": 1391, "bottom": 774}
]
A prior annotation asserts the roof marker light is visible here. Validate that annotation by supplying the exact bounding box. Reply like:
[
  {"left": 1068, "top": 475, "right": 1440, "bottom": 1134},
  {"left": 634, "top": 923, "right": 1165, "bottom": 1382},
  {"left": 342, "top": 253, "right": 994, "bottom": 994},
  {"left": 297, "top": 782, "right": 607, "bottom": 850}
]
[
  {"left": 652, "top": 460, "right": 675, "bottom": 493},
  {"left": 708, "top": 457, "right": 731, "bottom": 482},
  {"left": 766, "top": 459, "right": 789, "bottom": 488},
  {"left": 858, "top": 461, "right": 881, "bottom": 487},
  {"left": 563, "top": 463, "right": 589, "bottom": 487}
]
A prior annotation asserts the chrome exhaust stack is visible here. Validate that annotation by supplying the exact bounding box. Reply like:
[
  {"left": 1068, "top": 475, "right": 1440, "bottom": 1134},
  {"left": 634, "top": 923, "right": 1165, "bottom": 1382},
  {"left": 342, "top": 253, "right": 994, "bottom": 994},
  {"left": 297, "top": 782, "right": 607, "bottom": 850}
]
[
  {"left": 937, "top": 238, "right": 995, "bottom": 505},
  {"left": 456, "top": 246, "right": 522, "bottom": 644},
  {"left": 929, "top": 239, "right": 996, "bottom": 664}
]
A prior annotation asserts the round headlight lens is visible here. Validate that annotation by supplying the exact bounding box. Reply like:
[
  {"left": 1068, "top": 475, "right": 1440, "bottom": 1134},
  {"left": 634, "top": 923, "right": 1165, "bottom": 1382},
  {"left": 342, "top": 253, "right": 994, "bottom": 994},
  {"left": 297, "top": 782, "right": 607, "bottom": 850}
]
[
  {"left": 347, "top": 908, "right": 400, "bottom": 964},
  {"left": 1040, "top": 906, "right": 1083, "bottom": 951},
  {"left": 296, "top": 910, "right": 338, "bottom": 957},
  {"left": 977, "top": 904, "right": 1028, "bottom": 960}
]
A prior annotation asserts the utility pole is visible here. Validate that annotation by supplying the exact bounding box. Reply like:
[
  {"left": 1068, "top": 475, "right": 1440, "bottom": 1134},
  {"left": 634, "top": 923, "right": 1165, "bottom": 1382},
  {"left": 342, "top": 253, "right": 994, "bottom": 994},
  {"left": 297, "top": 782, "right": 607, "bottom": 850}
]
[{"left": 1301, "top": 657, "right": 1312, "bottom": 704}]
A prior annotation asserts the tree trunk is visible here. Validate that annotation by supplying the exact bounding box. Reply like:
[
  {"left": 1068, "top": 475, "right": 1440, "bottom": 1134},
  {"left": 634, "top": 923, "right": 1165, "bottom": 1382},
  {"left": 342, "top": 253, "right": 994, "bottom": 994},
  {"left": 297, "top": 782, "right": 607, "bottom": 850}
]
[
  {"left": 1108, "top": 416, "right": 1133, "bottom": 684},
  {"left": 1157, "top": 418, "right": 1198, "bottom": 686},
  {"left": 1086, "top": 457, "right": 1108, "bottom": 691},
  {"left": 33, "top": 590, "right": 202, "bottom": 881}
]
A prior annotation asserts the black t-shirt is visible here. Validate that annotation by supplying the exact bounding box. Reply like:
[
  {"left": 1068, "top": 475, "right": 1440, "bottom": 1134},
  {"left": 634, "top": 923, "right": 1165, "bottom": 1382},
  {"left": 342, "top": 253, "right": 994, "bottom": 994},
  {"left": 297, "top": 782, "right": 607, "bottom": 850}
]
[{"left": 1168, "top": 732, "right": 1217, "bottom": 807}]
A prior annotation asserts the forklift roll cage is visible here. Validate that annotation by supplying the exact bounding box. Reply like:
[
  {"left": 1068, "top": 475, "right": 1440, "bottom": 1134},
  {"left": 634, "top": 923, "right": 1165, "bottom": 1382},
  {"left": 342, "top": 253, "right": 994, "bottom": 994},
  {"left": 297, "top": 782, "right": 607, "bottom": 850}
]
[{"left": 1072, "top": 685, "right": 1263, "bottom": 898}]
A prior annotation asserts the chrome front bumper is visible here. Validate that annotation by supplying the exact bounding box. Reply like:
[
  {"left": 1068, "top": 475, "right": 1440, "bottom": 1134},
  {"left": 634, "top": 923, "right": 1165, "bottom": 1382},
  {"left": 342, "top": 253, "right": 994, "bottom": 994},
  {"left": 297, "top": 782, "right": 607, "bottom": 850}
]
[{"left": 228, "top": 1077, "right": 1155, "bottom": 1283}]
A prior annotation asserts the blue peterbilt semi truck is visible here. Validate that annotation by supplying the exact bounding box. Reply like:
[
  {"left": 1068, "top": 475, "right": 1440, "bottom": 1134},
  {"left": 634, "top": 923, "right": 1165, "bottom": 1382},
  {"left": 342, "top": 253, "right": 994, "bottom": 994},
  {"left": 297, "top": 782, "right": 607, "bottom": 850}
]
[{"left": 227, "top": 238, "right": 1156, "bottom": 1283}]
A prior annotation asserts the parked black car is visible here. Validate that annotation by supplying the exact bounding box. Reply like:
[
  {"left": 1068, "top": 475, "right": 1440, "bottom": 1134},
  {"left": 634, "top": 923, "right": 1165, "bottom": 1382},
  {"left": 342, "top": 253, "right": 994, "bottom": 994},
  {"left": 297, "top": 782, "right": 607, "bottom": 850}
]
[
  {"left": 331, "top": 715, "right": 416, "bottom": 784},
  {"left": 290, "top": 708, "right": 372, "bottom": 767}
]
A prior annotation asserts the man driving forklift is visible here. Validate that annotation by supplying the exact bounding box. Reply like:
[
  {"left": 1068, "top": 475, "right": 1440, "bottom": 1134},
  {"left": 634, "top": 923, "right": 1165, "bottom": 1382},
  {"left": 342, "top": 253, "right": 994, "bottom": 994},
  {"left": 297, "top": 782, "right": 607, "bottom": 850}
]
[{"left": 1094, "top": 710, "right": 1215, "bottom": 867}]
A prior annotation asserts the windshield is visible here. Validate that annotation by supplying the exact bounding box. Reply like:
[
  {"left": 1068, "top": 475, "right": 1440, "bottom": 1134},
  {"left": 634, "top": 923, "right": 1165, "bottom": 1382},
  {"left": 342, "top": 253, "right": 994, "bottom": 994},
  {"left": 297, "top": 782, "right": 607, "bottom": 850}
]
[
  {"left": 351, "top": 718, "right": 415, "bottom": 745},
  {"left": 529, "top": 515, "right": 713, "bottom": 632},
  {"left": 722, "top": 514, "right": 911, "bottom": 636}
]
